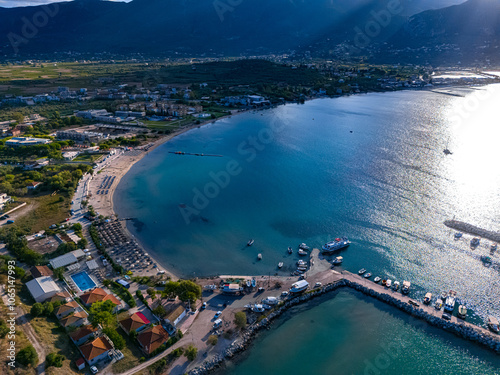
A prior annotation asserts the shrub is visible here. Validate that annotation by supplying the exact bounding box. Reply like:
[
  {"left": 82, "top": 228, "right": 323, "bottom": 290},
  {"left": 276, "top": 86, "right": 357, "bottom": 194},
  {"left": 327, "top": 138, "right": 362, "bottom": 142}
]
[
  {"left": 234, "top": 311, "right": 247, "bottom": 329},
  {"left": 30, "top": 302, "right": 44, "bottom": 317},
  {"left": 207, "top": 335, "right": 218, "bottom": 346},
  {"left": 103, "top": 328, "right": 125, "bottom": 350},
  {"left": 46, "top": 352, "right": 64, "bottom": 368},
  {"left": 17, "top": 345, "right": 38, "bottom": 367},
  {"left": 184, "top": 345, "right": 197, "bottom": 361}
]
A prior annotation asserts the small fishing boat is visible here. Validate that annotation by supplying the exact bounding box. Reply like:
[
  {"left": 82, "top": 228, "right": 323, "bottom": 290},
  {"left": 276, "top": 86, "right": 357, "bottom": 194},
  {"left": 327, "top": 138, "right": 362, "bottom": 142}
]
[
  {"left": 364, "top": 273, "right": 372, "bottom": 279},
  {"left": 247, "top": 239, "right": 254, "bottom": 246},
  {"left": 288, "top": 246, "right": 293, "bottom": 254},
  {"left": 440, "top": 291, "right": 448, "bottom": 300},
  {"left": 488, "top": 316, "right": 500, "bottom": 333},
  {"left": 454, "top": 232, "right": 463, "bottom": 239},
  {"left": 258, "top": 286, "right": 265, "bottom": 292},
  {"left": 382, "top": 279, "right": 387, "bottom": 286},
  {"left": 358, "top": 268, "right": 366, "bottom": 275},
  {"left": 298, "top": 249, "right": 308, "bottom": 256},
  {"left": 393, "top": 281, "right": 400, "bottom": 291},
  {"left": 278, "top": 262, "right": 284, "bottom": 268},
  {"left": 297, "top": 260, "right": 306, "bottom": 266},
  {"left": 491, "top": 243, "right": 498, "bottom": 252},
  {"left": 299, "top": 243, "right": 310, "bottom": 250},
  {"left": 434, "top": 299, "right": 443, "bottom": 310},
  {"left": 374, "top": 277, "right": 381, "bottom": 283},
  {"left": 332, "top": 256, "right": 343, "bottom": 265},
  {"left": 424, "top": 292, "right": 432, "bottom": 304},
  {"left": 257, "top": 253, "right": 262, "bottom": 260},
  {"left": 458, "top": 305, "right": 467, "bottom": 319},
  {"left": 246, "top": 280, "right": 251, "bottom": 288},
  {"left": 386, "top": 279, "right": 392, "bottom": 288},
  {"left": 402, "top": 281, "right": 411, "bottom": 295},
  {"left": 251, "top": 278, "right": 256, "bottom": 288}
]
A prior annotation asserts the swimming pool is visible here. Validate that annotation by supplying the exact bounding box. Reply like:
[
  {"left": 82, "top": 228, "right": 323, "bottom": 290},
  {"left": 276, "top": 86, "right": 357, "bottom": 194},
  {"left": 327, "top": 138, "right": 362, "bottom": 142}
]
[{"left": 71, "top": 271, "right": 96, "bottom": 292}]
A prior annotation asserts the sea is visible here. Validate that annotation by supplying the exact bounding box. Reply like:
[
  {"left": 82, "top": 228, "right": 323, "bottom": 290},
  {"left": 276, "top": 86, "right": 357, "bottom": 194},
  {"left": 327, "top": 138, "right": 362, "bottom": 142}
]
[{"left": 114, "top": 84, "right": 500, "bottom": 374}]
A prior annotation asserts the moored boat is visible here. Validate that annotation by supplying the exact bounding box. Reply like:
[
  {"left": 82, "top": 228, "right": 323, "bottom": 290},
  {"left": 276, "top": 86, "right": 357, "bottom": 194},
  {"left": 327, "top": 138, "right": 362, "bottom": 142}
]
[
  {"left": 423, "top": 292, "right": 432, "bottom": 304},
  {"left": 288, "top": 246, "right": 293, "bottom": 254},
  {"left": 298, "top": 249, "right": 308, "bottom": 256},
  {"left": 402, "top": 281, "right": 411, "bottom": 294},
  {"left": 382, "top": 279, "right": 387, "bottom": 286},
  {"left": 321, "top": 237, "right": 351, "bottom": 254},
  {"left": 393, "top": 281, "right": 400, "bottom": 291},
  {"left": 440, "top": 291, "right": 448, "bottom": 300},
  {"left": 386, "top": 279, "right": 392, "bottom": 288},
  {"left": 251, "top": 278, "right": 256, "bottom": 288},
  {"left": 458, "top": 305, "right": 467, "bottom": 319},
  {"left": 364, "top": 273, "right": 372, "bottom": 279},
  {"left": 257, "top": 253, "right": 262, "bottom": 260},
  {"left": 358, "top": 268, "right": 366, "bottom": 275},
  {"left": 278, "top": 262, "right": 284, "bottom": 268},
  {"left": 434, "top": 299, "right": 443, "bottom": 310},
  {"left": 374, "top": 276, "right": 381, "bottom": 283},
  {"left": 247, "top": 239, "right": 254, "bottom": 246},
  {"left": 332, "top": 256, "right": 343, "bottom": 265},
  {"left": 488, "top": 316, "right": 500, "bottom": 333},
  {"left": 444, "top": 290, "right": 457, "bottom": 313},
  {"left": 299, "top": 243, "right": 310, "bottom": 250}
]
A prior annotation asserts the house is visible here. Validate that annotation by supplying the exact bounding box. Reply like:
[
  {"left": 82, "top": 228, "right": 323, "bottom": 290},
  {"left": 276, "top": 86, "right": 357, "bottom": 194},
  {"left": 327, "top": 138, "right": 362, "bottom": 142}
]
[
  {"left": 119, "top": 312, "right": 150, "bottom": 335},
  {"left": 29, "top": 265, "right": 53, "bottom": 278},
  {"left": 137, "top": 325, "right": 169, "bottom": 355},
  {"left": 163, "top": 305, "right": 186, "bottom": 328},
  {"left": 26, "top": 276, "right": 62, "bottom": 302},
  {"left": 27, "top": 181, "right": 42, "bottom": 190},
  {"left": 46, "top": 291, "right": 71, "bottom": 303},
  {"left": 70, "top": 324, "right": 100, "bottom": 346},
  {"left": 49, "top": 252, "right": 78, "bottom": 269},
  {"left": 0, "top": 193, "right": 11, "bottom": 210},
  {"left": 79, "top": 336, "right": 114, "bottom": 366},
  {"left": 75, "top": 357, "right": 86, "bottom": 371},
  {"left": 80, "top": 288, "right": 121, "bottom": 311},
  {"left": 55, "top": 300, "right": 80, "bottom": 319},
  {"left": 59, "top": 310, "right": 88, "bottom": 328}
]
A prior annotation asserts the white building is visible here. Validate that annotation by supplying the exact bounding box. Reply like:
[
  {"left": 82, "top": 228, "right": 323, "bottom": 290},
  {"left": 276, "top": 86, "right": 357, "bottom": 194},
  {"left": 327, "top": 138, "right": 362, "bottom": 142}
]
[
  {"left": 62, "top": 151, "right": 79, "bottom": 160},
  {"left": 26, "top": 276, "right": 62, "bottom": 302},
  {"left": 5, "top": 137, "right": 52, "bottom": 147},
  {"left": 0, "top": 193, "right": 11, "bottom": 210}
]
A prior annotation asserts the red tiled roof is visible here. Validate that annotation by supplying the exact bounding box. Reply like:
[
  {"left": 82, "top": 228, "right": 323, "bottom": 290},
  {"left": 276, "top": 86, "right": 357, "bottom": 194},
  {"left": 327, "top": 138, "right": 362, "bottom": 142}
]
[
  {"left": 75, "top": 357, "right": 85, "bottom": 367},
  {"left": 119, "top": 312, "right": 150, "bottom": 333},
  {"left": 80, "top": 288, "right": 108, "bottom": 305},
  {"left": 137, "top": 325, "right": 169, "bottom": 354},
  {"left": 70, "top": 325, "right": 98, "bottom": 341},
  {"left": 102, "top": 294, "right": 121, "bottom": 306},
  {"left": 55, "top": 300, "right": 79, "bottom": 316},
  {"left": 30, "top": 265, "right": 53, "bottom": 278},
  {"left": 79, "top": 336, "right": 113, "bottom": 361}
]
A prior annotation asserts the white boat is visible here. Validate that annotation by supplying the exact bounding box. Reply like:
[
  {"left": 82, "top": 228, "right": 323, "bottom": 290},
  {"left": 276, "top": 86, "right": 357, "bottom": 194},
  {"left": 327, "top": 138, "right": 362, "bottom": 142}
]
[
  {"left": 440, "top": 291, "right": 448, "bottom": 300},
  {"left": 251, "top": 278, "right": 256, "bottom": 288},
  {"left": 297, "top": 260, "right": 307, "bottom": 266},
  {"left": 278, "top": 262, "right": 284, "bottom": 268},
  {"left": 488, "top": 316, "right": 500, "bottom": 333},
  {"left": 358, "top": 268, "right": 366, "bottom": 275},
  {"left": 262, "top": 296, "right": 278, "bottom": 305},
  {"left": 458, "top": 305, "right": 467, "bottom": 319},
  {"left": 402, "top": 281, "right": 411, "bottom": 294},
  {"left": 290, "top": 280, "right": 309, "bottom": 293},
  {"left": 252, "top": 304, "right": 265, "bottom": 313},
  {"left": 247, "top": 239, "right": 254, "bottom": 246},
  {"left": 288, "top": 246, "right": 293, "bottom": 254},
  {"left": 298, "top": 249, "right": 308, "bottom": 256},
  {"left": 321, "top": 237, "right": 351, "bottom": 253},
  {"left": 423, "top": 292, "right": 432, "bottom": 304},
  {"left": 444, "top": 290, "right": 457, "bottom": 313},
  {"left": 374, "top": 277, "right": 381, "bottom": 283},
  {"left": 364, "top": 273, "right": 372, "bottom": 279},
  {"left": 246, "top": 280, "right": 252, "bottom": 288},
  {"left": 257, "top": 253, "right": 262, "bottom": 260},
  {"left": 386, "top": 279, "right": 392, "bottom": 288},
  {"left": 434, "top": 299, "right": 443, "bottom": 310},
  {"left": 393, "top": 281, "right": 400, "bottom": 291},
  {"left": 299, "top": 243, "right": 310, "bottom": 250},
  {"left": 332, "top": 256, "right": 343, "bottom": 265}
]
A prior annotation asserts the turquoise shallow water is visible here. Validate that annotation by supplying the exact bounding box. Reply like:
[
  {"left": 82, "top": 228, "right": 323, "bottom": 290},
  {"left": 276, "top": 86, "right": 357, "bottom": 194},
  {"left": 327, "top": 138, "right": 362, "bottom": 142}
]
[
  {"left": 114, "top": 85, "right": 500, "bottom": 324},
  {"left": 220, "top": 290, "right": 500, "bottom": 375}
]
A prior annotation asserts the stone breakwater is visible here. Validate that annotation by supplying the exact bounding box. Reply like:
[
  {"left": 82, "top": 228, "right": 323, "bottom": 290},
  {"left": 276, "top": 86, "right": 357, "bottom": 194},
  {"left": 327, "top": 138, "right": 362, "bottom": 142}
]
[
  {"left": 188, "top": 279, "right": 500, "bottom": 375},
  {"left": 444, "top": 219, "right": 500, "bottom": 243}
]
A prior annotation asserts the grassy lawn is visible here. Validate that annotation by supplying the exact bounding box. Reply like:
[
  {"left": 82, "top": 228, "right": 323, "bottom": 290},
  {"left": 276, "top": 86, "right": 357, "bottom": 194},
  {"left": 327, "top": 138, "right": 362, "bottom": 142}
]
[
  {"left": 111, "top": 325, "right": 143, "bottom": 373},
  {"left": 73, "top": 154, "right": 99, "bottom": 163},
  {"left": 14, "top": 194, "right": 70, "bottom": 233}
]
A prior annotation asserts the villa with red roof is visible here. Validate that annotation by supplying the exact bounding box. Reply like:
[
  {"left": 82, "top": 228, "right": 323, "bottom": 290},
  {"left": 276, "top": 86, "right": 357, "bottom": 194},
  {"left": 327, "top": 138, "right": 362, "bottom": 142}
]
[
  {"left": 70, "top": 324, "right": 101, "bottom": 346},
  {"left": 79, "top": 336, "right": 114, "bottom": 365},
  {"left": 119, "top": 312, "right": 150, "bottom": 335},
  {"left": 79, "top": 288, "right": 122, "bottom": 311},
  {"left": 55, "top": 300, "right": 81, "bottom": 319},
  {"left": 137, "top": 325, "right": 169, "bottom": 355}
]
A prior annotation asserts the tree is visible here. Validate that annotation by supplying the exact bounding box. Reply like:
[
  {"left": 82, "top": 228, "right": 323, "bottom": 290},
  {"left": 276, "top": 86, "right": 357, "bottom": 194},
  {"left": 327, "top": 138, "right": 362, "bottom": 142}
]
[
  {"left": 234, "top": 311, "right": 247, "bottom": 330},
  {"left": 184, "top": 345, "right": 197, "bottom": 361},
  {"left": 72, "top": 223, "right": 82, "bottom": 231},
  {"left": 161, "top": 281, "right": 179, "bottom": 299},
  {"left": 89, "top": 300, "right": 116, "bottom": 329},
  {"left": 147, "top": 288, "right": 156, "bottom": 298},
  {"left": 17, "top": 345, "right": 38, "bottom": 367},
  {"left": 177, "top": 280, "right": 201, "bottom": 304},
  {"left": 12, "top": 112, "right": 24, "bottom": 124},
  {"left": 46, "top": 352, "right": 64, "bottom": 368},
  {"left": 30, "top": 303, "right": 44, "bottom": 317},
  {"left": 53, "top": 267, "right": 64, "bottom": 281},
  {"left": 77, "top": 238, "right": 88, "bottom": 249},
  {"left": 152, "top": 305, "right": 166, "bottom": 318},
  {"left": 43, "top": 302, "right": 54, "bottom": 316},
  {"left": 103, "top": 328, "right": 125, "bottom": 350},
  {"left": 207, "top": 335, "right": 218, "bottom": 346}
]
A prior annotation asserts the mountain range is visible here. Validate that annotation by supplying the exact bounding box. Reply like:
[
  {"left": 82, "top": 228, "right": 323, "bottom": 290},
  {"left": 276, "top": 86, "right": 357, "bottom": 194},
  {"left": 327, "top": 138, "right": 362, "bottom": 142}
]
[{"left": 0, "top": 0, "right": 498, "bottom": 65}]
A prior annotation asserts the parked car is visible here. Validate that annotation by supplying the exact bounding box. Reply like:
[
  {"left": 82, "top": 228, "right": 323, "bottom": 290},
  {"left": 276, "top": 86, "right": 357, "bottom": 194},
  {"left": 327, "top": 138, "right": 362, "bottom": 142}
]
[
  {"left": 214, "top": 311, "right": 222, "bottom": 319},
  {"left": 201, "top": 302, "right": 207, "bottom": 310},
  {"left": 90, "top": 366, "right": 98, "bottom": 374},
  {"left": 6, "top": 220, "right": 14, "bottom": 224}
]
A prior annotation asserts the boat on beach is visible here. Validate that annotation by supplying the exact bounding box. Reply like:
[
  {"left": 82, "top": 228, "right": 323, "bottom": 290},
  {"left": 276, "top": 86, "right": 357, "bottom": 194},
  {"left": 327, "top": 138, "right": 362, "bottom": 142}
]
[
  {"left": 454, "top": 232, "right": 463, "bottom": 239},
  {"left": 246, "top": 280, "right": 252, "bottom": 288},
  {"left": 470, "top": 237, "right": 480, "bottom": 248},
  {"left": 321, "top": 237, "right": 351, "bottom": 254},
  {"left": 491, "top": 243, "right": 498, "bottom": 252},
  {"left": 251, "top": 278, "right": 256, "bottom": 288}
]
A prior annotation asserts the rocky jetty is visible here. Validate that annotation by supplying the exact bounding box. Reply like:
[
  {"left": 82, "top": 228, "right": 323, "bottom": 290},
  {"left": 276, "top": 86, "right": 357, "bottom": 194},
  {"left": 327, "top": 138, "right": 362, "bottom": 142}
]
[{"left": 445, "top": 219, "right": 500, "bottom": 243}]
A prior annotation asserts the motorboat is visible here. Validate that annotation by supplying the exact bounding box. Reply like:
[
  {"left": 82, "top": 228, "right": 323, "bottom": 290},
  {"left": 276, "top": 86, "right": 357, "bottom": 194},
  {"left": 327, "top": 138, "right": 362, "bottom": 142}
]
[
  {"left": 402, "top": 281, "right": 411, "bottom": 294},
  {"left": 488, "top": 316, "right": 500, "bottom": 333},
  {"left": 440, "top": 291, "right": 448, "bottom": 300},
  {"left": 358, "top": 268, "right": 366, "bottom": 275},
  {"left": 246, "top": 280, "right": 252, "bottom": 288},
  {"left": 332, "top": 256, "right": 343, "bottom": 265},
  {"left": 386, "top": 279, "right": 392, "bottom": 288},
  {"left": 444, "top": 290, "right": 457, "bottom": 313},
  {"left": 321, "top": 237, "right": 351, "bottom": 254},
  {"left": 364, "top": 273, "right": 372, "bottom": 279},
  {"left": 278, "top": 262, "right": 284, "bottom": 268},
  {"left": 454, "top": 232, "right": 463, "bottom": 239},
  {"left": 298, "top": 249, "right": 308, "bottom": 256},
  {"left": 374, "top": 277, "right": 381, "bottom": 283},
  {"left": 290, "top": 280, "right": 309, "bottom": 293},
  {"left": 393, "top": 281, "right": 400, "bottom": 291},
  {"left": 251, "top": 278, "right": 256, "bottom": 288},
  {"left": 382, "top": 279, "right": 387, "bottom": 286},
  {"left": 297, "top": 260, "right": 307, "bottom": 266},
  {"left": 288, "top": 246, "right": 293, "bottom": 254},
  {"left": 458, "top": 305, "right": 467, "bottom": 319},
  {"left": 257, "top": 253, "right": 262, "bottom": 260},
  {"left": 252, "top": 304, "right": 265, "bottom": 313},
  {"left": 434, "top": 299, "right": 443, "bottom": 310},
  {"left": 423, "top": 292, "right": 432, "bottom": 304},
  {"left": 247, "top": 239, "right": 254, "bottom": 246},
  {"left": 299, "top": 243, "right": 310, "bottom": 250}
]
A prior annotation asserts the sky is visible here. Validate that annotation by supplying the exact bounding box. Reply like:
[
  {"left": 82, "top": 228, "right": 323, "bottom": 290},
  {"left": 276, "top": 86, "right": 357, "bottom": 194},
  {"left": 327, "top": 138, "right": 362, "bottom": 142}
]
[{"left": 0, "top": 0, "right": 130, "bottom": 8}]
